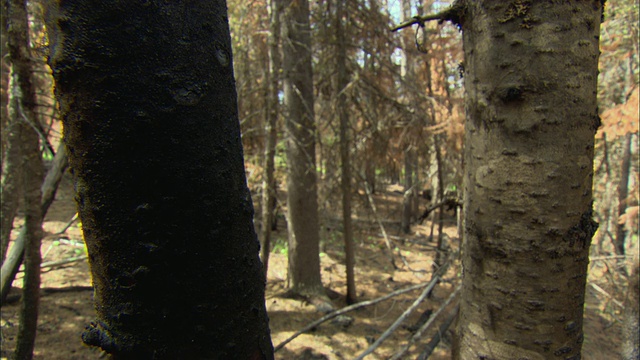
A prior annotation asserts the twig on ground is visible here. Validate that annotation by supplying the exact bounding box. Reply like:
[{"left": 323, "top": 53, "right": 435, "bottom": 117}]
[
  {"left": 274, "top": 261, "right": 449, "bottom": 352},
  {"left": 390, "top": 285, "right": 461, "bottom": 360}
]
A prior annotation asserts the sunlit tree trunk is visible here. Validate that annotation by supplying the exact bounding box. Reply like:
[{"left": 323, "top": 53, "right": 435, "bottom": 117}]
[
  {"left": 454, "top": 1, "right": 603, "bottom": 358},
  {"left": 45, "top": 1, "right": 274, "bottom": 358},
  {"left": 282, "top": 0, "right": 326, "bottom": 302}
]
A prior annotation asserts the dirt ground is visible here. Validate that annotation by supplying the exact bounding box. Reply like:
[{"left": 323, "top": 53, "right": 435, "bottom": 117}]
[{"left": 0, "top": 173, "right": 627, "bottom": 359}]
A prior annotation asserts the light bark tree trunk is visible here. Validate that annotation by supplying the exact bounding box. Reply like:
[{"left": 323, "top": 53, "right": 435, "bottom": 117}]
[
  {"left": 45, "top": 1, "right": 274, "bottom": 358},
  {"left": 453, "top": 1, "right": 603, "bottom": 358},
  {"left": 281, "top": 0, "right": 326, "bottom": 302}
]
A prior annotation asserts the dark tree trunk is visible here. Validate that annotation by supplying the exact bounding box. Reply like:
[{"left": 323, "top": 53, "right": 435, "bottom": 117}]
[
  {"left": 335, "top": 0, "right": 356, "bottom": 305},
  {"left": 453, "top": 1, "right": 603, "bottom": 358},
  {"left": 261, "top": 0, "right": 282, "bottom": 280},
  {"left": 45, "top": 1, "right": 274, "bottom": 358},
  {"left": 614, "top": 132, "right": 632, "bottom": 256},
  {"left": 281, "top": 0, "right": 326, "bottom": 301},
  {"left": 6, "top": 0, "right": 45, "bottom": 358}
]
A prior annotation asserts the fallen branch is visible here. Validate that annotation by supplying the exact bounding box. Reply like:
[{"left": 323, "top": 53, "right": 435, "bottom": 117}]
[
  {"left": 390, "top": 285, "right": 461, "bottom": 360},
  {"left": 354, "top": 277, "right": 441, "bottom": 360},
  {"left": 416, "top": 304, "right": 459, "bottom": 360},
  {"left": 274, "top": 261, "right": 449, "bottom": 352},
  {"left": 18, "top": 255, "right": 88, "bottom": 272}
]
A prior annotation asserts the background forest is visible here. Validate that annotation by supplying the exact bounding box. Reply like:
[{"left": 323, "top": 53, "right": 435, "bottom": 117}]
[{"left": 0, "top": 0, "right": 638, "bottom": 359}]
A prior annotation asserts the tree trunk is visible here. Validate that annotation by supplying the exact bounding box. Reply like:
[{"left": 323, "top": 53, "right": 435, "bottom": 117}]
[
  {"left": 454, "top": 1, "right": 602, "bottom": 358},
  {"left": 336, "top": 0, "right": 356, "bottom": 305},
  {"left": 401, "top": 147, "right": 413, "bottom": 234},
  {"left": 0, "top": 143, "right": 67, "bottom": 304},
  {"left": 1, "top": 86, "right": 23, "bottom": 265},
  {"left": 6, "top": 0, "right": 45, "bottom": 358},
  {"left": 0, "top": 1, "right": 9, "bottom": 175},
  {"left": 622, "top": 262, "right": 639, "bottom": 360},
  {"left": 45, "top": 2, "right": 274, "bottom": 358},
  {"left": 614, "top": 132, "right": 632, "bottom": 256},
  {"left": 281, "top": 0, "right": 326, "bottom": 301},
  {"left": 261, "top": 0, "right": 282, "bottom": 280}
]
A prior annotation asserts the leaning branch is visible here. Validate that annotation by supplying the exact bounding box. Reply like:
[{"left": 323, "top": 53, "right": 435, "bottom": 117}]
[{"left": 390, "top": 1, "right": 464, "bottom": 32}]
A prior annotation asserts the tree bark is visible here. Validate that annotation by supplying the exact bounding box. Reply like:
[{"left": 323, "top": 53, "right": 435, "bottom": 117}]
[
  {"left": 622, "top": 262, "right": 639, "bottom": 360},
  {"left": 45, "top": 1, "right": 274, "bottom": 358},
  {"left": 454, "top": 1, "right": 602, "bottom": 358},
  {"left": 0, "top": 1, "right": 9, "bottom": 175},
  {"left": 335, "top": 0, "right": 356, "bottom": 305},
  {"left": 6, "top": 0, "right": 45, "bottom": 358},
  {"left": 282, "top": 0, "right": 325, "bottom": 300},
  {"left": 614, "top": 132, "right": 632, "bottom": 256},
  {"left": 261, "top": 0, "right": 282, "bottom": 280},
  {"left": 1, "top": 86, "right": 23, "bottom": 265}
]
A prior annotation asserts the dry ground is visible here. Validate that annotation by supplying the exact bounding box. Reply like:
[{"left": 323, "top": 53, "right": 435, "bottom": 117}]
[{"left": 0, "top": 174, "right": 626, "bottom": 359}]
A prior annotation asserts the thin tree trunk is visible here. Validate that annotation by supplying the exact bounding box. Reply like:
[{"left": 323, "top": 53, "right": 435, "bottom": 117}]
[
  {"left": 7, "top": 0, "right": 45, "bottom": 358},
  {"left": 1, "top": 88, "right": 23, "bottom": 265},
  {"left": 622, "top": 262, "right": 639, "bottom": 360},
  {"left": 453, "top": 1, "right": 603, "bottom": 358},
  {"left": 336, "top": 0, "right": 356, "bottom": 305},
  {"left": 45, "top": 2, "right": 274, "bottom": 357},
  {"left": 0, "top": 2, "right": 9, "bottom": 175},
  {"left": 0, "top": 144, "right": 67, "bottom": 304},
  {"left": 261, "top": 0, "right": 282, "bottom": 279},
  {"left": 434, "top": 135, "right": 445, "bottom": 267},
  {"left": 614, "top": 132, "right": 632, "bottom": 256},
  {"left": 401, "top": 147, "right": 413, "bottom": 234},
  {"left": 282, "top": 0, "right": 326, "bottom": 301}
]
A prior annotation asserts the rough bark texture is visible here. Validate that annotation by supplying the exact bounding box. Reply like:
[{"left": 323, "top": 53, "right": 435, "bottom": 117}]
[
  {"left": 261, "top": 0, "right": 282, "bottom": 280},
  {"left": 45, "top": 1, "right": 274, "bottom": 358},
  {"left": 7, "top": 0, "right": 45, "bottom": 358},
  {"left": 282, "top": 0, "right": 325, "bottom": 298},
  {"left": 336, "top": 0, "right": 356, "bottom": 305},
  {"left": 455, "top": 1, "right": 602, "bottom": 359}
]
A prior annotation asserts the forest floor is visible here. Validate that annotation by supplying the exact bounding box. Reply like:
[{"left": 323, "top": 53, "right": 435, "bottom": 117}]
[{"left": 0, "top": 171, "right": 627, "bottom": 359}]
